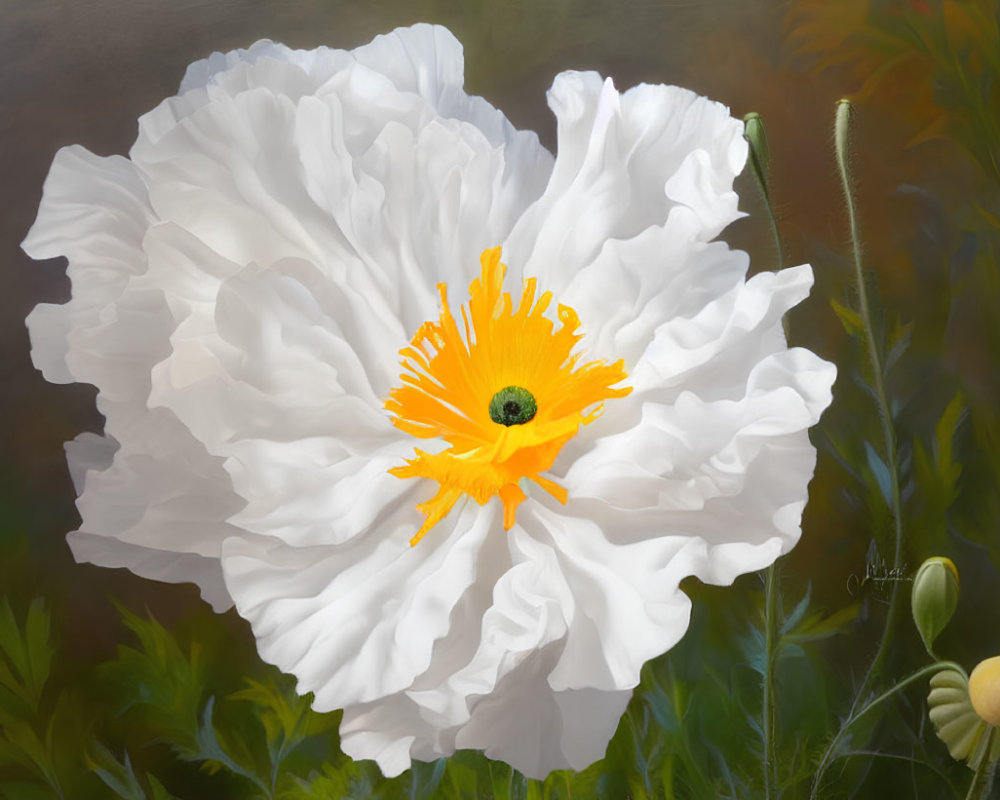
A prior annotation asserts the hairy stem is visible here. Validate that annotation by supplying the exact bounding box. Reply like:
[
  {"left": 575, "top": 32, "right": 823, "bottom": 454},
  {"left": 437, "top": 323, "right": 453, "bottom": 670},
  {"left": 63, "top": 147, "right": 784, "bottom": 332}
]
[
  {"left": 834, "top": 98, "right": 906, "bottom": 714},
  {"left": 743, "top": 113, "right": 785, "bottom": 270},
  {"left": 743, "top": 113, "right": 784, "bottom": 799},
  {"left": 810, "top": 661, "right": 965, "bottom": 799},
  {"left": 966, "top": 728, "right": 998, "bottom": 800}
]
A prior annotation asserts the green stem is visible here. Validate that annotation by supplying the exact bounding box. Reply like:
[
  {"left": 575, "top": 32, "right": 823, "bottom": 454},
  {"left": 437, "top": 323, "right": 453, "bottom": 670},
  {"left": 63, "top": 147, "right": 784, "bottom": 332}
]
[
  {"left": 762, "top": 191, "right": 784, "bottom": 273},
  {"left": 743, "top": 114, "right": 784, "bottom": 800},
  {"left": 966, "top": 727, "right": 998, "bottom": 800},
  {"left": 762, "top": 563, "right": 780, "bottom": 800},
  {"left": 834, "top": 99, "right": 906, "bottom": 717},
  {"left": 810, "top": 661, "right": 964, "bottom": 799}
]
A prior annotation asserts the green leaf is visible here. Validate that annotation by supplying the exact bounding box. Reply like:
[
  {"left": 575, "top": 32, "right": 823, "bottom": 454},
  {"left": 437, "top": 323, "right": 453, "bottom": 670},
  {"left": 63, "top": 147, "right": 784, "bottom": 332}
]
[
  {"left": 934, "top": 393, "right": 967, "bottom": 484},
  {"left": 0, "top": 656, "right": 31, "bottom": 715},
  {"left": 0, "top": 598, "right": 30, "bottom": 680},
  {"left": 101, "top": 605, "right": 207, "bottom": 750},
  {"left": 0, "top": 715, "right": 60, "bottom": 791},
  {"left": 831, "top": 297, "right": 865, "bottom": 338},
  {"left": 87, "top": 742, "right": 147, "bottom": 800},
  {"left": 779, "top": 584, "right": 813, "bottom": 636},
  {"left": 0, "top": 597, "right": 40, "bottom": 711},
  {"left": 408, "top": 758, "right": 447, "bottom": 799},
  {"left": 864, "top": 441, "right": 893, "bottom": 506},
  {"left": 486, "top": 760, "right": 514, "bottom": 800},
  {"left": 781, "top": 603, "right": 861, "bottom": 646},
  {"left": 228, "top": 672, "right": 335, "bottom": 762},
  {"left": 148, "top": 775, "right": 184, "bottom": 800},
  {"left": 288, "top": 759, "right": 384, "bottom": 800},
  {"left": 443, "top": 753, "right": 482, "bottom": 798},
  {"left": 88, "top": 743, "right": 187, "bottom": 800},
  {"left": 192, "top": 695, "right": 269, "bottom": 793},
  {"left": 884, "top": 319, "right": 914, "bottom": 371},
  {"left": 226, "top": 670, "right": 343, "bottom": 793},
  {"left": 23, "top": 599, "right": 53, "bottom": 708}
]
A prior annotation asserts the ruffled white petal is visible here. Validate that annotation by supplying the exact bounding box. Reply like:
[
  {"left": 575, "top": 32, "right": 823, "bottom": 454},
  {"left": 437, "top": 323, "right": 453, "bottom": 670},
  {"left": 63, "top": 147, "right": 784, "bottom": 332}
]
[
  {"left": 516, "top": 504, "right": 695, "bottom": 694},
  {"left": 339, "top": 677, "right": 631, "bottom": 780},
  {"left": 504, "top": 72, "right": 747, "bottom": 363},
  {"left": 567, "top": 349, "right": 835, "bottom": 514},
  {"left": 22, "top": 147, "right": 246, "bottom": 608},
  {"left": 140, "top": 28, "right": 551, "bottom": 557},
  {"left": 631, "top": 265, "right": 818, "bottom": 398},
  {"left": 453, "top": 653, "right": 632, "bottom": 778},
  {"left": 338, "top": 530, "right": 634, "bottom": 778},
  {"left": 68, "top": 532, "right": 232, "bottom": 612},
  {"left": 24, "top": 23, "right": 836, "bottom": 782},
  {"left": 516, "top": 347, "right": 833, "bottom": 694},
  {"left": 23, "top": 146, "right": 155, "bottom": 388},
  {"left": 219, "top": 501, "right": 495, "bottom": 707},
  {"left": 64, "top": 431, "right": 235, "bottom": 611},
  {"left": 62, "top": 415, "right": 245, "bottom": 609},
  {"left": 64, "top": 432, "right": 118, "bottom": 495},
  {"left": 135, "top": 26, "right": 551, "bottom": 336}
]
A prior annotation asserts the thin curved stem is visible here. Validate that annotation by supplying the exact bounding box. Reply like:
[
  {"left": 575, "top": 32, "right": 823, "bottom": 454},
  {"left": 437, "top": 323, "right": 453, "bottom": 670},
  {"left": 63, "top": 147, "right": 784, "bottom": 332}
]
[
  {"left": 743, "top": 113, "right": 784, "bottom": 800},
  {"left": 809, "top": 661, "right": 964, "bottom": 799},
  {"left": 834, "top": 99, "right": 906, "bottom": 716},
  {"left": 762, "top": 563, "right": 780, "bottom": 800},
  {"left": 965, "top": 727, "right": 998, "bottom": 800}
]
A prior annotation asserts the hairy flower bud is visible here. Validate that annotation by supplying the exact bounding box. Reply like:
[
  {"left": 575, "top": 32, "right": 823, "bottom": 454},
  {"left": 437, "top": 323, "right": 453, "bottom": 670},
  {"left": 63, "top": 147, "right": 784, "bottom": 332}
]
[
  {"left": 911, "top": 556, "right": 959, "bottom": 656},
  {"left": 742, "top": 112, "right": 772, "bottom": 199}
]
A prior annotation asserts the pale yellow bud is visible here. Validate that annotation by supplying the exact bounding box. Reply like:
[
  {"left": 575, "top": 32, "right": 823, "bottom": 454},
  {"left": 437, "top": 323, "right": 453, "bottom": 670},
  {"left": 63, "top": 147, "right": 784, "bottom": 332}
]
[{"left": 969, "top": 656, "right": 1000, "bottom": 727}]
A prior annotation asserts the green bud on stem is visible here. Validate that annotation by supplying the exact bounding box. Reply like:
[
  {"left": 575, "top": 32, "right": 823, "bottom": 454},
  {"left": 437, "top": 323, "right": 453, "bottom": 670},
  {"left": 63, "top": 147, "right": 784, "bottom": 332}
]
[{"left": 911, "top": 556, "right": 960, "bottom": 657}]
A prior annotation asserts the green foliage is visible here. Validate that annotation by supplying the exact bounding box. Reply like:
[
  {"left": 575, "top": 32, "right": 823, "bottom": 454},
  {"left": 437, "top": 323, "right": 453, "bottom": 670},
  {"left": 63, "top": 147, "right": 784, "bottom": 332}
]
[
  {"left": 0, "top": 596, "right": 103, "bottom": 799},
  {"left": 92, "top": 606, "right": 351, "bottom": 799},
  {"left": 100, "top": 605, "right": 209, "bottom": 752},
  {"left": 87, "top": 744, "right": 184, "bottom": 800},
  {"left": 787, "top": 0, "right": 1000, "bottom": 190}
]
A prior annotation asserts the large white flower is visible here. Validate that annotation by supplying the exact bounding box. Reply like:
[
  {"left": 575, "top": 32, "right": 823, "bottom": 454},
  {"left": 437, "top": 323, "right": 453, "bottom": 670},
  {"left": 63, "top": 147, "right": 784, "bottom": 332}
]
[{"left": 24, "top": 24, "right": 835, "bottom": 778}]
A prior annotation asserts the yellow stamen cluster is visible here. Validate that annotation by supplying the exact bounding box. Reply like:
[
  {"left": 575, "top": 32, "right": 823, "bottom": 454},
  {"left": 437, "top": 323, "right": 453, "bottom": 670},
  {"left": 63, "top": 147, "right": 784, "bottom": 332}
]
[{"left": 386, "top": 247, "right": 631, "bottom": 546}]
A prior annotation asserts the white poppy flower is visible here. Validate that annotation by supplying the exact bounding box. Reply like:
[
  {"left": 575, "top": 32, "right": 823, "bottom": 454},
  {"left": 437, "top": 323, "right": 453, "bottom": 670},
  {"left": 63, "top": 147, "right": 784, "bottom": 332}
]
[{"left": 23, "top": 24, "right": 836, "bottom": 778}]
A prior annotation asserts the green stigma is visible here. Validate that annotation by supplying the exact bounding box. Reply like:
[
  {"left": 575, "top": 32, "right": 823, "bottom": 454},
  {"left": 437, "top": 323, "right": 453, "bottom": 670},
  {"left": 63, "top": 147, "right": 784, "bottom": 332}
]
[{"left": 489, "top": 386, "right": 537, "bottom": 426}]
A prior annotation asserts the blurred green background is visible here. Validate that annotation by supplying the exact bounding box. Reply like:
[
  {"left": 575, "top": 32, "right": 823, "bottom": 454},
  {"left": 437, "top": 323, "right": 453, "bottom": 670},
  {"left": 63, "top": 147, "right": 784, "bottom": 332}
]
[{"left": 2, "top": 0, "right": 1000, "bottom": 797}]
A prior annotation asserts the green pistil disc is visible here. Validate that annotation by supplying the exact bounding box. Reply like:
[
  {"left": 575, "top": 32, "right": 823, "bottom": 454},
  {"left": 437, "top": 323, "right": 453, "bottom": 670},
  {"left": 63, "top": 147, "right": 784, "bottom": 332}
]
[{"left": 489, "top": 386, "right": 537, "bottom": 426}]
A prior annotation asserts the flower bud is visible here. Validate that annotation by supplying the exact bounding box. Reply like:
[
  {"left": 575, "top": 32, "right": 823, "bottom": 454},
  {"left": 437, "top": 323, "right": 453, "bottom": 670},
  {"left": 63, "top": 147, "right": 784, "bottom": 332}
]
[
  {"left": 970, "top": 656, "right": 1000, "bottom": 727},
  {"left": 743, "top": 112, "right": 772, "bottom": 198},
  {"left": 911, "top": 556, "right": 959, "bottom": 655}
]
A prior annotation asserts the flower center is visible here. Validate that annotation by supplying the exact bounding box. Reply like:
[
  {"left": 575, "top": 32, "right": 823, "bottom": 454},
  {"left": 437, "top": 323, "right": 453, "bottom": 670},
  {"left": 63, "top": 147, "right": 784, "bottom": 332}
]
[
  {"left": 385, "top": 247, "right": 631, "bottom": 546},
  {"left": 489, "top": 386, "right": 537, "bottom": 426}
]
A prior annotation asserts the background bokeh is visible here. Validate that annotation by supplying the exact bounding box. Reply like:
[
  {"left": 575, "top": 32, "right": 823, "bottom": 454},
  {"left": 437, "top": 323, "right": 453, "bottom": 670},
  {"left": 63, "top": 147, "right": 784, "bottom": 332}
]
[{"left": 2, "top": 0, "right": 999, "bottom": 797}]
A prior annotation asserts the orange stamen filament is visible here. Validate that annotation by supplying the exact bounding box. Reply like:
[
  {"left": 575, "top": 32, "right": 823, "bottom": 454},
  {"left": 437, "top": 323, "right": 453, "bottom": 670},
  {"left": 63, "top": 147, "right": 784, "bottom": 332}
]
[{"left": 385, "top": 247, "right": 631, "bottom": 545}]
